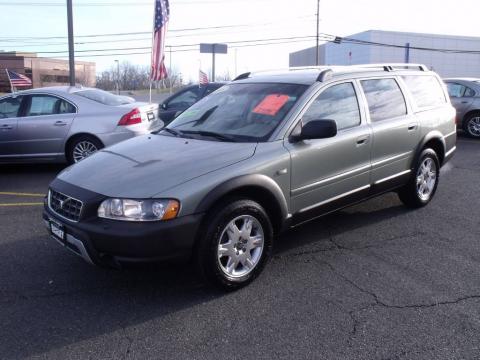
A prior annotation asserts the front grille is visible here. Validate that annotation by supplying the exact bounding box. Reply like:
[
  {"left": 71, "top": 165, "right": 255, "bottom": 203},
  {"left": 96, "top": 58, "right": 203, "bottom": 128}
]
[{"left": 49, "top": 189, "right": 83, "bottom": 222}]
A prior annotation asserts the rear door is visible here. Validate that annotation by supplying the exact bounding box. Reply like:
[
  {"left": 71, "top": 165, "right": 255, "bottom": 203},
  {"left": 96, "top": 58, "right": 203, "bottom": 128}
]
[
  {"left": 0, "top": 95, "right": 23, "bottom": 156},
  {"left": 16, "top": 94, "right": 76, "bottom": 157},
  {"left": 285, "top": 81, "right": 372, "bottom": 214},
  {"left": 359, "top": 77, "right": 417, "bottom": 184}
]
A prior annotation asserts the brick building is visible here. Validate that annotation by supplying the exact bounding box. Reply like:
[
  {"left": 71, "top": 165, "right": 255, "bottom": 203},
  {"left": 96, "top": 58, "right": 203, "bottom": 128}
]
[{"left": 0, "top": 51, "right": 95, "bottom": 92}]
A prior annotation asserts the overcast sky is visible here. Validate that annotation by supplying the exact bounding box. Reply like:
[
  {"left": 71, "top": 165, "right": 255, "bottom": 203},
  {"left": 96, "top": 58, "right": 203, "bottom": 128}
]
[{"left": 0, "top": 0, "right": 479, "bottom": 82}]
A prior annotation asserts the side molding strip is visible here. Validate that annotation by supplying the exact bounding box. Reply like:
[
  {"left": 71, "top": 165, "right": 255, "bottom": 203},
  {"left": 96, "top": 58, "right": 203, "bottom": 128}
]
[
  {"left": 298, "top": 185, "right": 371, "bottom": 213},
  {"left": 374, "top": 169, "right": 411, "bottom": 185}
]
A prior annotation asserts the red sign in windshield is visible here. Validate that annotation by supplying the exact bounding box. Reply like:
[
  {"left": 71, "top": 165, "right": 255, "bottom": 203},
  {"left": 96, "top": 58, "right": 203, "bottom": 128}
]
[{"left": 252, "top": 94, "right": 290, "bottom": 116}]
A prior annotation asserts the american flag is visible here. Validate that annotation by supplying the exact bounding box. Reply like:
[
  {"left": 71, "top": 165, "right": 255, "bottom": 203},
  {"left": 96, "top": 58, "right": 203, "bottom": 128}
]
[
  {"left": 6, "top": 69, "right": 32, "bottom": 87},
  {"left": 151, "top": 0, "right": 170, "bottom": 81},
  {"left": 199, "top": 69, "right": 209, "bottom": 85}
]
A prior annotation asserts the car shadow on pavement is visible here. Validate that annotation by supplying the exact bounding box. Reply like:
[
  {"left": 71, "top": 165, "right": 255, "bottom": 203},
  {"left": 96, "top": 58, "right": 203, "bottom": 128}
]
[{"left": 0, "top": 191, "right": 414, "bottom": 359}]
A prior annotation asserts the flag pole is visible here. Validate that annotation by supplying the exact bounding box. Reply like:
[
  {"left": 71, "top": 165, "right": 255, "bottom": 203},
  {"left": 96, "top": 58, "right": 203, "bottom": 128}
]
[
  {"left": 5, "top": 69, "right": 14, "bottom": 93},
  {"left": 149, "top": 0, "right": 156, "bottom": 104}
]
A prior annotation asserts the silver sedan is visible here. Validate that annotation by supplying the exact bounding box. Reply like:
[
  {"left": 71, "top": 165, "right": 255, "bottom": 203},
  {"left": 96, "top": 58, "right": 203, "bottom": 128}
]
[{"left": 0, "top": 86, "right": 162, "bottom": 163}]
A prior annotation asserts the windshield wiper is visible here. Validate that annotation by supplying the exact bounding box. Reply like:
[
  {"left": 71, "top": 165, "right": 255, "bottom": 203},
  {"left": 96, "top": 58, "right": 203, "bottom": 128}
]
[
  {"left": 181, "top": 130, "right": 237, "bottom": 142},
  {"left": 157, "top": 127, "right": 184, "bottom": 137}
]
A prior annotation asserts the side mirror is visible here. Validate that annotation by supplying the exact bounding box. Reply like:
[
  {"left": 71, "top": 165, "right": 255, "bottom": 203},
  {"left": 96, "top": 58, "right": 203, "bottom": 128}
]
[
  {"left": 161, "top": 103, "right": 167, "bottom": 110},
  {"left": 290, "top": 119, "right": 337, "bottom": 142}
]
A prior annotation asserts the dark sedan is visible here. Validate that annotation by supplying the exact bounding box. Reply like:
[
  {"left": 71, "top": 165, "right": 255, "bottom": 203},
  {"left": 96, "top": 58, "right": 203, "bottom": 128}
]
[{"left": 158, "top": 82, "right": 225, "bottom": 125}]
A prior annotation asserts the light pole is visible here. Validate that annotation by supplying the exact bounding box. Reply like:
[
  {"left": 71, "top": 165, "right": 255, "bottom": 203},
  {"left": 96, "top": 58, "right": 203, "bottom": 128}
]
[
  {"left": 114, "top": 60, "right": 120, "bottom": 94},
  {"left": 66, "top": 0, "right": 75, "bottom": 86}
]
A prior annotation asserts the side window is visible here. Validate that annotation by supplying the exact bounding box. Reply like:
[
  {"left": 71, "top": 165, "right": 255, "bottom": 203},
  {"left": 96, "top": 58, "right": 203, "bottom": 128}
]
[
  {"left": 58, "top": 100, "right": 76, "bottom": 114},
  {"left": 204, "top": 85, "right": 221, "bottom": 97},
  {"left": 26, "top": 95, "right": 62, "bottom": 116},
  {"left": 361, "top": 78, "right": 407, "bottom": 122},
  {"left": 446, "top": 83, "right": 465, "bottom": 98},
  {"left": 168, "top": 88, "right": 200, "bottom": 108},
  {"left": 0, "top": 96, "right": 23, "bottom": 119},
  {"left": 464, "top": 86, "right": 476, "bottom": 97},
  {"left": 302, "top": 82, "right": 361, "bottom": 131},
  {"left": 401, "top": 75, "right": 446, "bottom": 108}
]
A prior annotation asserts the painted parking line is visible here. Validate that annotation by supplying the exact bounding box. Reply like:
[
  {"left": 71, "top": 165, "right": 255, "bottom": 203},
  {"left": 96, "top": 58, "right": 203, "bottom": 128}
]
[
  {"left": 0, "top": 192, "right": 45, "bottom": 197},
  {"left": 0, "top": 202, "right": 44, "bottom": 207}
]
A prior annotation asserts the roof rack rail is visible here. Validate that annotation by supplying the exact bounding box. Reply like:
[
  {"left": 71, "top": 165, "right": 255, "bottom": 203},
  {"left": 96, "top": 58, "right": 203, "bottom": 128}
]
[
  {"left": 233, "top": 72, "right": 251, "bottom": 81},
  {"left": 354, "top": 63, "right": 428, "bottom": 72},
  {"left": 317, "top": 69, "right": 333, "bottom": 82}
]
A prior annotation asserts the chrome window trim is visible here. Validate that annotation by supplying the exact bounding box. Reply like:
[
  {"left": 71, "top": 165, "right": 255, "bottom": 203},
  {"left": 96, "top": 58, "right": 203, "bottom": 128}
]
[
  {"left": 48, "top": 189, "right": 83, "bottom": 223},
  {"left": 21, "top": 92, "right": 78, "bottom": 117},
  {"left": 298, "top": 185, "right": 371, "bottom": 213}
]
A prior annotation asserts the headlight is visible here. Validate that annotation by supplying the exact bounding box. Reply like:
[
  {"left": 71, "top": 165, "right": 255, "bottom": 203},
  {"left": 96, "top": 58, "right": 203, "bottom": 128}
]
[{"left": 98, "top": 198, "right": 180, "bottom": 221}]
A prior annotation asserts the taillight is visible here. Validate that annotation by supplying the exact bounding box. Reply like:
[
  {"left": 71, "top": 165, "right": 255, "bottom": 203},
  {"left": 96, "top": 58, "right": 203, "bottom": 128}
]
[{"left": 118, "top": 108, "right": 142, "bottom": 126}]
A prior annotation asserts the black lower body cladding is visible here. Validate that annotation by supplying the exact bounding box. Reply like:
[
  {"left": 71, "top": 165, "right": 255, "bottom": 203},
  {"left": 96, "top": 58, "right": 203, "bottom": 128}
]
[{"left": 44, "top": 179, "right": 203, "bottom": 266}]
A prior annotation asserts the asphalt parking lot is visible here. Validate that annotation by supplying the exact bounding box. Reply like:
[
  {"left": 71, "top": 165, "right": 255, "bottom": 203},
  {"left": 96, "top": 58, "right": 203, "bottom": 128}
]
[{"left": 1, "top": 135, "right": 479, "bottom": 360}]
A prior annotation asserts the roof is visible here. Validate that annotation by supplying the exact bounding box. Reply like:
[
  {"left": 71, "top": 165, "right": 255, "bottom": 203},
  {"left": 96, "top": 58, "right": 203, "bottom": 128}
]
[{"left": 233, "top": 64, "right": 431, "bottom": 86}]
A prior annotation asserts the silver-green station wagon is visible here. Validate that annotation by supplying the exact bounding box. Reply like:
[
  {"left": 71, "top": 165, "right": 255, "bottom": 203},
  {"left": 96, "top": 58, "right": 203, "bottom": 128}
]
[{"left": 44, "top": 64, "right": 456, "bottom": 289}]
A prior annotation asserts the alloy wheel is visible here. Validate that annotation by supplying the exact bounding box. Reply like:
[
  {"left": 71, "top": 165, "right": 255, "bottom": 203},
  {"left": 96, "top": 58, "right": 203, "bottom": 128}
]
[
  {"left": 217, "top": 215, "right": 264, "bottom": 278},
  {"left": 416, "top": 157, "right": 437, "bottom": 201},
  {"left": 467, "top": 116, "right": 480, "bottom": 137},
  {"left": 72, "top": 141, "right": 98, "bottom": 163}
]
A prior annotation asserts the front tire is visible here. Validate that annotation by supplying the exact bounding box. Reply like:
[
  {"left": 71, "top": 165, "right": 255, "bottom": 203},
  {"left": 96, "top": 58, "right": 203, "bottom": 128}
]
[
  {"left": 196, "top": 199, "right": 273, "bottom": 290},
  {"left": 398, "top": 148, "right": 440, "bottom": 208}
]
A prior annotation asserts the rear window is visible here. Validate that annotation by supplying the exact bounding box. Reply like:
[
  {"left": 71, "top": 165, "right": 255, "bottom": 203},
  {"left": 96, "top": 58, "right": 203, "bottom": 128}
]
[
  {"left": 402, "top": 75, "right": 446, "bottom": 109},
  {"left": 74, "top": 89, "right": 134, "bottom": 106}
]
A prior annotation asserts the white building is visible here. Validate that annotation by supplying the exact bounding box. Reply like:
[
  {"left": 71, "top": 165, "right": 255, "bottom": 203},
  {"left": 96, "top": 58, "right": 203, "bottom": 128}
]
[{"left": 289, "top": 30, "right": 480, "bottom": 78}]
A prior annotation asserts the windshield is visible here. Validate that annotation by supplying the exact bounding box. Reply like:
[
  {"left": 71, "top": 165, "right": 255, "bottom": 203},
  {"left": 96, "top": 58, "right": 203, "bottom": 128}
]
[
  {"left": 167, "top": 83, "right": 307, "bottom": 142},
  {"left": 74, "top": 89, "right": 134, "bottom": 106}
]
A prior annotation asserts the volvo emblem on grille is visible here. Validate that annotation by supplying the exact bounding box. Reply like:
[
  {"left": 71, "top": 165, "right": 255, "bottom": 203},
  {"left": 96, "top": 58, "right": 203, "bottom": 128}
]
[{"left": 59, "top": 198, "right": 70, "bottom": 209}]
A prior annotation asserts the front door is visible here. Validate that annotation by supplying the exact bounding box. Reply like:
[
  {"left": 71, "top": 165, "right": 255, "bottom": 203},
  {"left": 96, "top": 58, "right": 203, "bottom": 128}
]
[
  {"left": 16, "top": 94, "right": 75, "bottom": 157},
  {"left": 285, "top": 81, "right": 372, "bottom": 215}
]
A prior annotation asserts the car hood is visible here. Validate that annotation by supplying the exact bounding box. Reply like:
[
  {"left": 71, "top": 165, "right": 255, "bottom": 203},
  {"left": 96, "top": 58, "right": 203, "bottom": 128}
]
[{"left": 58, "top": 135, "right": 257, "bottom": 198}]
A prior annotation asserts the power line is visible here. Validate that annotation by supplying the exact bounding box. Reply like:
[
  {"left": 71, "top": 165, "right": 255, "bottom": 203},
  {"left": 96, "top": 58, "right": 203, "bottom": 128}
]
[
  {"left": 12, "top": 35, "right": 320, "bottom": 55},
  {"left": 0, "top": 15, "right": 315, "bottom": 41}
]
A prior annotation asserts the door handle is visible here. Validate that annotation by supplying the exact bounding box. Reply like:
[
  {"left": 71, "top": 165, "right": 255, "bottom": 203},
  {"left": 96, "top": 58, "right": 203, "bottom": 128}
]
[
  {"left": 356, "top": 135, "right": 370, "bottom": 146},
  {"left": 461, "top": 101, "right": 469, "bottom": 104},
  {"left": 54, "top": 121, "right": 67, "bottom": 126},
  {"left": 408, "top": 124, "right": 418, "bottom": 131},
  {"left": 0, "top": 124, "right": 13, "bottom": 130}
]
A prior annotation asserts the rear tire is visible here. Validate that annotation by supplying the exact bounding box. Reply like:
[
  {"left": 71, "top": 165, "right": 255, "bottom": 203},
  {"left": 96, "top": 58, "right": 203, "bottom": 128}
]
[
  {"left": 67, "top": 135, "right": 103, "bottom": 164},
  {"left": 195, "top": 199, "right": 273, "bottom": 291},
  {"left": 398, "top": 148, "right": 440, "bottom": 208},
  {"left": 463, "top": 112, "right": 480, "bottom": 139}
]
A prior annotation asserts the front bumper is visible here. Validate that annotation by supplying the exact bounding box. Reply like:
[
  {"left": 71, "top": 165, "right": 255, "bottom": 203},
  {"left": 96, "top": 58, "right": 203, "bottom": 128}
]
[{"left": 43, "top": 181, "right": 203, "bottom": 267}]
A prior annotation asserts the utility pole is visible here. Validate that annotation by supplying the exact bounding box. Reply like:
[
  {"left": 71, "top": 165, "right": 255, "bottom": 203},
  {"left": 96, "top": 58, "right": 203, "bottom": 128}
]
[
  {"left": 66, "top": 0, "right": 75, "bottom": 86},
  {"left": 114, "top": 60, "right": 120, "bottom": 94},
  {"left": 315, "top": 0, "right": 320, "bottom": 66}
]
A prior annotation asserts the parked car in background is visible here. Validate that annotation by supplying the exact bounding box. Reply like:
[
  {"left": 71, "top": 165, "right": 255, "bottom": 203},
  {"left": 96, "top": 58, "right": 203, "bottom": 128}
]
[
  {"left": 158, "top": 82, "right": 225, "bottom": 125},
  {"left": 444, "top": 78, "right": 480, "bottom": 138},
  {"left": 44, "top": 64, "right": 455, "bottom": 289},
  {"left": 0, "top": 86, "right": 162, "bottom": 164}
]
